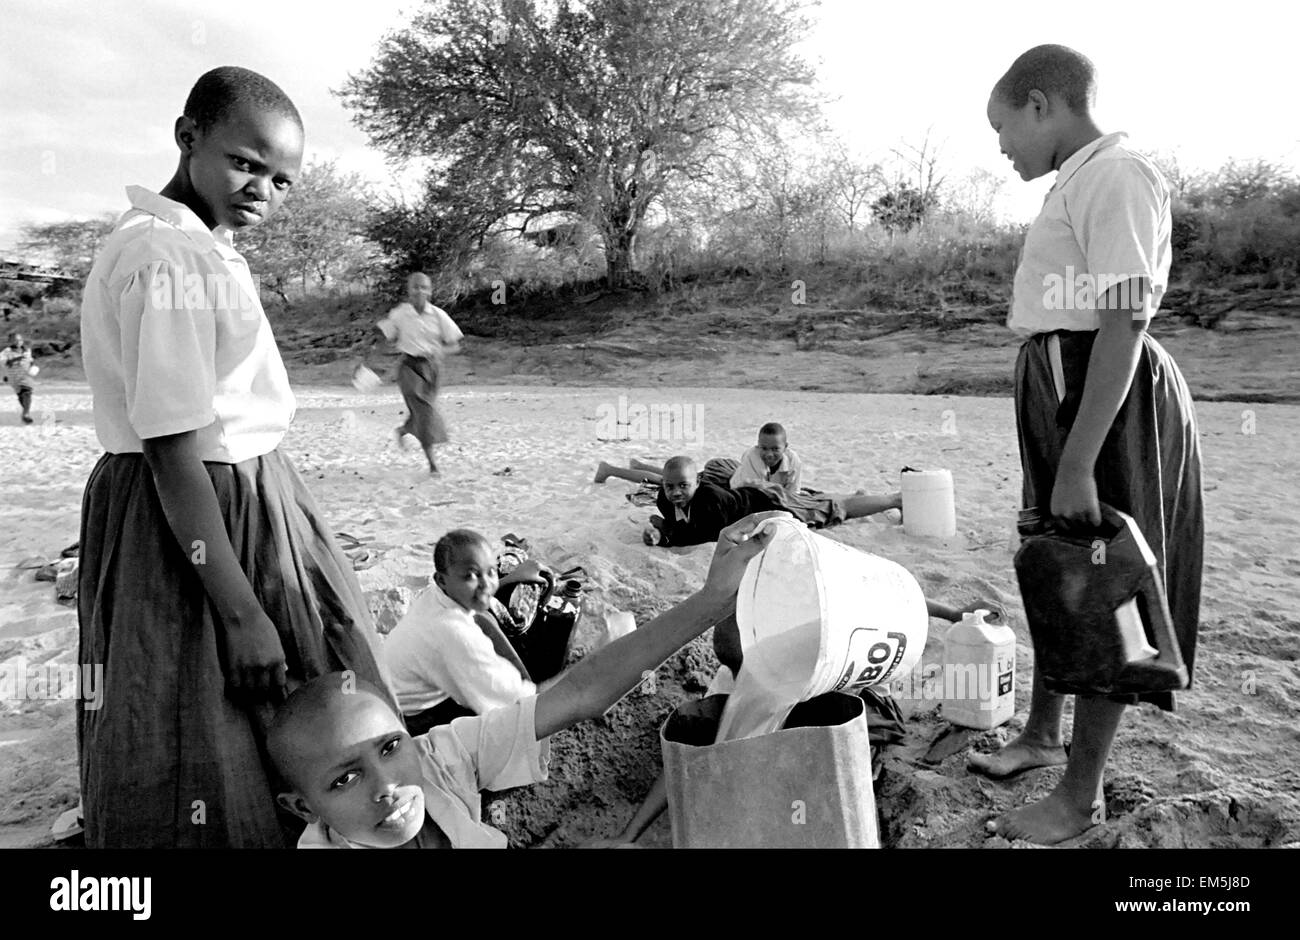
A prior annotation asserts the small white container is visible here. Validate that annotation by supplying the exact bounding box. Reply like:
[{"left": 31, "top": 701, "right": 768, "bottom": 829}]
[
  {"left": 901, "top": 468, "right": 956, "bottom": 538},
  {"left": 941, "top": 609, "right": 1016, "bottom": 730}
]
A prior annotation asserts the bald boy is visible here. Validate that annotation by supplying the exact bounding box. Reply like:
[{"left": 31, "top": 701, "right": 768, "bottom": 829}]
[{"left": 269, "top": 512, "right": 786, "bottom": 848}]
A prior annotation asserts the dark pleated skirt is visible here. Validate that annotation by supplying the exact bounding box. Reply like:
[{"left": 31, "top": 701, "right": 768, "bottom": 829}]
[
  {"left": 76, "top": 449, "right": 396, "bottom": 848},
  {"left": 397, "top": 354, "right": 449, "bottom": 447},
  {"left": 1014, "top": 330, "right": 1204, "bottom": 711}
]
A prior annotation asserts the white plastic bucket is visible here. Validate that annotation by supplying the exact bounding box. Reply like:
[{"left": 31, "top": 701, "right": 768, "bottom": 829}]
[
  {"left": 901, "top": 468, "right": 956, "bottom": 538},
  {"left": 717, "top": 517, "right": 929, "bottom": 740},
  {"left": 351, "top": 365, "right": 381, "bottom": 392}
]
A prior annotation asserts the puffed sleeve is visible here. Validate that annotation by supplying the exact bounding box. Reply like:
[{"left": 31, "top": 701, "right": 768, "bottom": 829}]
[
  {"left": 1069, "top": 158, "right": 1167, "bottom": 317},
  {"left": 119, "top": 260, "right": 218, "bottom": 439},
  {"left": 432, "top": 696, "right": 551, "bottom": 793},
  {"left": 377, "top": 304, "right": 408, "bottom": 341}
]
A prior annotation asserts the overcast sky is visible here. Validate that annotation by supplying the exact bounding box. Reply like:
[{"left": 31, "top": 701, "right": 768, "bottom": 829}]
[{"left": 2, "top": 0, "right": 1297, "bottom": 253}]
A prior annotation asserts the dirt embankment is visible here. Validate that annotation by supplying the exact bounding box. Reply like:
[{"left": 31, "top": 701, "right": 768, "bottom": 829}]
[{"left": 14, "top": 281, "right": 1300, "bottom": 403}]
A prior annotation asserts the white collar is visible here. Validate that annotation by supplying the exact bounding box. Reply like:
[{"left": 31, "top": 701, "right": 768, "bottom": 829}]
[
  {"left": 125, "top": 185, "right": 243, "bottom": 261},
  {"left": 1052, "top": 131, "right": 1128, "bottom": 192}
]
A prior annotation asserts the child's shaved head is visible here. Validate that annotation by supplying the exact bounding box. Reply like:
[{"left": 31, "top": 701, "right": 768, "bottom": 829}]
[
  {"left": 267, "top": 672, "right": 428, "bottom": 848},
  {"left": 433, "top": 529, "right": 497, "bottom": 613},
  {"left": 434, "top": 528, "right": 491, "bottom": 574},
  {"left": 184, "top": 65, "right": 303, "bottom": 135},
  {"left": 661, "top": 456, "right": 699, "bottom": 509},
  {"left": 266, "top": 672, "right": 397, "bottom": 789},
  {"left": 994, "top": 44, "right": 1096, "bottom": 115}
]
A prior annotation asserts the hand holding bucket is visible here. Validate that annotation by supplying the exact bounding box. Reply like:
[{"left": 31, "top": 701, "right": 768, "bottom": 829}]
[
  {"left": 351, "top": 364, "right": 381, "bottom": 392},
  {"left": 718, "top": 517, "right": 929, "bottom": 740}
]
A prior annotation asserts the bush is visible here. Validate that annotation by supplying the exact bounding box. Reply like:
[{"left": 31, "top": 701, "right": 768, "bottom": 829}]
[
  {"left": 42, "top": 297, "right": 78, "bottom": 317},
  {"left": 1172, "top": 187, "right": 1300, "bottom": 285}
]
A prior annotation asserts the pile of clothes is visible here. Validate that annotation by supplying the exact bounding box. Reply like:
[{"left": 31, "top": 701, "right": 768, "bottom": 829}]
[{"left": 25, "top": 541, "right": 79, "bottom": 601}]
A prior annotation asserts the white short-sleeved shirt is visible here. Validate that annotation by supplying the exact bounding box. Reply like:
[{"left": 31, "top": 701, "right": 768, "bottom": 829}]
[
  {"left": 80, "top": 186, "right": 295, "bottom": 463},
  {"left": 384, "top": 584, "right": 536, "bottom": 716},
  {"left": 377, "top": 302, "right": 464, "bottom": 358},
  {"left": 730, "top": 446, "right": 803, "bottom": 493},
  {"left": 298, "top": 695, "right": 551, "bottom": 848},
  {"left": 1009, "top": 132, "right": 1171, "bottom": 335},
  {"left": 1, "top": 345, "right": 35, "bottom": 389}
]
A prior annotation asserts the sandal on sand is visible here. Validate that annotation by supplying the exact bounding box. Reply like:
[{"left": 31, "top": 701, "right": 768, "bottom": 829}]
[{"left": 52, "top": 803, "right": 84, "bottom": 842}]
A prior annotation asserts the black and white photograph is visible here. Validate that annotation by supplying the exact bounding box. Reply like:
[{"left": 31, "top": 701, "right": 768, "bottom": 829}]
[{"left": 0, "top": 0, "right": 1294, "bottom": 918}]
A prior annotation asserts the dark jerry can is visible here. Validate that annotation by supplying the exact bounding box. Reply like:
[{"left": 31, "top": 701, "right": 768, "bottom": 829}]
[{"left": 1014, "top": 504, "right": 1189, "bottom": 696}]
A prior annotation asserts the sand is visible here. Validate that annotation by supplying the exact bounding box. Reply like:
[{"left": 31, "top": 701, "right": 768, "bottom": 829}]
[{"left": 2, "top": 381, "right": 1298, "bottom": 848}]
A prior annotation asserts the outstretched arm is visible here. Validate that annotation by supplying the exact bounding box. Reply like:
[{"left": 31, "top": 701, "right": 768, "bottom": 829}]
[{"left": 535, "top": 512, "right": 787, "bottom": 739}]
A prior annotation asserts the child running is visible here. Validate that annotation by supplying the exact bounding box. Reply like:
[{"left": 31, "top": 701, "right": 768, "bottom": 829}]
[
  {"left": 973, "top": 45, "right": 1204, "bottom": 845},
  {"left": 77, "top": 66, "right": 394, "bottom": 848},
  {"left": 375, "top": 272, "right": 463, "bottom": 475},
  {"left": 1, "top": 332, "right": 36, "bottom": 424},
  {"left": 268, "top": 512, "right": 784, "bottom": 848}
]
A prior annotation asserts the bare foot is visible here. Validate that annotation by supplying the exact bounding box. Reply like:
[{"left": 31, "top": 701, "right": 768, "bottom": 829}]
[
  {"left": 594, "top": 460, "right": 613, "bottom": 483},
  {"left": 394, "top": 426, "right": 409, "bottom": 452},
  {"left": 986, "top": 788, "right": 1098, "bottom": 845},
  {"left": 967, "top": 735, "right": 1067, "bottom": 779}
]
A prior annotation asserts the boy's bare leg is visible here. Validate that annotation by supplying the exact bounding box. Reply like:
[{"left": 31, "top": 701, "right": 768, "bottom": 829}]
[
  {"left": 988, "top": 695, "right": 1124, "bottom": 844},
  {"left": 841, "top": 491, "right": 903, "bottom": 519},
  {"left": 423, "top": 444, "right": 438, "bottom": 474},
  {"left": 968, "top": 669, "right": 1068, "bottom": 777},
  {"left": 594, "top": 461, "right": 662, "bottom": 485},
  {"left": 629, "top": 458, "right": 666, "bottom": 473}
]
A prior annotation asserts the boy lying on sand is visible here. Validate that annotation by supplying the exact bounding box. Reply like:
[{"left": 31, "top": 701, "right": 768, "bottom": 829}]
[
  {"left": 267, "top": 512, "right": 786, "bottom": 848},
  {"left": 645, "top": 455, "right": 900, "bottom": 546},
  {"left": 596, "top": 422, "right": 898, "bottom": 504}
]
